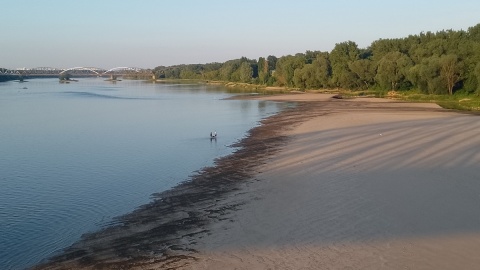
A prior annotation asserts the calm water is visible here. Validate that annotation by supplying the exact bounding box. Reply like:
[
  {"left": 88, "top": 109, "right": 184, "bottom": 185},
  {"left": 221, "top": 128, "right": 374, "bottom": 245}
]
[{"left": 0, "top": 78, "right": 285, "bottom": 270}]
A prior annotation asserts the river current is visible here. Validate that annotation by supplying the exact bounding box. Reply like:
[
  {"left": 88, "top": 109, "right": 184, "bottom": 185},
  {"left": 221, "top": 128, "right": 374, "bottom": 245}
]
[{"left": 0, "top": 78, "right": 284, "bottom": 269}]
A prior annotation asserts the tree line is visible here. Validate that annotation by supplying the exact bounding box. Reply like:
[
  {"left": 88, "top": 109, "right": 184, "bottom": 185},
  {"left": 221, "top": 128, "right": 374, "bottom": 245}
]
[{"left": 154, "top": 23, "right": 480, "bottom": 95}]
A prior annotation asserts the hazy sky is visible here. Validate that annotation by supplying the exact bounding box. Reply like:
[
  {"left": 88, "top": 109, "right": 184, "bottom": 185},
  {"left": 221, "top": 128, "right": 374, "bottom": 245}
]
[{"left": 1, "top": 0, "right": 479, "bottom": 69}]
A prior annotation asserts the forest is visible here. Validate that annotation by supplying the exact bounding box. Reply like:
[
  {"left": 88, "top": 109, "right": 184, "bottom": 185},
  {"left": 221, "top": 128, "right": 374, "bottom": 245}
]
[{"left": 154, "top": 24, "right": 480, "bottom": 96}]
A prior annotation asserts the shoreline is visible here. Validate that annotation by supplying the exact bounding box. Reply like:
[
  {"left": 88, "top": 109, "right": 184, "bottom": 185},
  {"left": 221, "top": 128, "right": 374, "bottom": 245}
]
[
  {"left": 34, "top": 94, "right": 480, "bottom": 269},
  {"left": 182, "top": 95, "right": 480, "bottom": 269},
  {"left": 32, "top": 94, "right": 314, "bottom": 269}
]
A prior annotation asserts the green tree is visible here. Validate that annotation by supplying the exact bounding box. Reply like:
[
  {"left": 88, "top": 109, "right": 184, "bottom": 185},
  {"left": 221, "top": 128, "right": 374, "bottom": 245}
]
[
  {"left": 149, "top": 23, "right": 480, "bottom": 96},
  {"left": 267, "top": 55, "right": 278, "bottom": 71},
  {"left": 330, "top": 41, "right": 360, "bottom": 88},
  {"left": 438, "top": 54, "right": 463, "bottom": 95},
  {"left": 274, "top": 54, "right": 306, "bottom": 87},
  {"left": 219, "top": 59, "right": 240, "bottom": 81},
  {"left": 294, "top": 64, "right": 319, "bottom": 89},
  {"left": 312, "top": 52, "right": 331, "bottom": 88},
  {"left": 258, "top": 57, "right": 270, "bottom": 84},
  {"left": 370, "top": 38, "right": 406, "bottom": 62},
  {"left": 468, "top": 23, "right": 480, "bottom": 42},
  {"left": 474, "top": 62, "right": 480, "bottom": 94},
  {"left": 455, "top": 41, "right": 480, "bottom": 92},
  {"left": 293, "top": 67, "right": 307, "bottom": 89},
  {"left": 203, "top": 70, "right": 219, "bottom": 80},
  {"left": 348, "top": 59, "right": 375, "bottom": 89},
  {"left": 239, "top": 62, "right": 253, "bottom": 83},
  {"left": 375, "top": 52, "right": 413, "bottom": 90},
  {"left": 305, "top": 50, "right": 321, "bottom": 64},
  {"left": 408, "top": 56, "right": 443, "bottom": 94},
  {"left": 164, "top": 67, "right": 181, "bottom": 79}
]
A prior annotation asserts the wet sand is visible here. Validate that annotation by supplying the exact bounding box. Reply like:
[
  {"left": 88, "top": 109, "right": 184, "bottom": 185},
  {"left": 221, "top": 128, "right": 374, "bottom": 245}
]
[{"left": 34, "top": 94, "right": 480, "bottom": 269}]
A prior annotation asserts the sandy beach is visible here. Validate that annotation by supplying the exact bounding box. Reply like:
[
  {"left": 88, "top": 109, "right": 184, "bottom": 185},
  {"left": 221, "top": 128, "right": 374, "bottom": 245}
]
[
  {"left": 178, "top": 94, "right": 480, "bottom": 270},
  {"left": 35, "top": 94, "right": 480, "bottom": 270}
]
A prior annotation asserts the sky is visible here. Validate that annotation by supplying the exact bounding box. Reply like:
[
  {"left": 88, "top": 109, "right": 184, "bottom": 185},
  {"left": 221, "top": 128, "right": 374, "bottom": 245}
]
[{"left": 1, "top": 0, "right": 479, "bottom": 69}]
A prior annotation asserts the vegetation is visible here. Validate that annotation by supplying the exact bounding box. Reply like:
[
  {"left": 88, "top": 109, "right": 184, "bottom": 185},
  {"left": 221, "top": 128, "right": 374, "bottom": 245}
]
[{"left": 153, "top": 23, "right": 480, "bottom": 109}]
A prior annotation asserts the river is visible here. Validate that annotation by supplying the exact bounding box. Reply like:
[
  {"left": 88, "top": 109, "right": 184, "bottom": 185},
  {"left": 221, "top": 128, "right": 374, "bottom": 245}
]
[{"left": 0, "top": 78, "right": 284, "bottom": 269}]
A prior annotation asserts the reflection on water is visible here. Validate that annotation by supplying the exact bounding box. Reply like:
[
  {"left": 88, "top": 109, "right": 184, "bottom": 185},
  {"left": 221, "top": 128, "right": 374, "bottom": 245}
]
[{"left": 0, "top": 78, "right": 285, "bottom": 270}]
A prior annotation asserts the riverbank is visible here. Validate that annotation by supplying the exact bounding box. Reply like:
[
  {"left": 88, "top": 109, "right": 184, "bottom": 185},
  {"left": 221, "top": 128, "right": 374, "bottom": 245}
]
[
  {"left": 180, "top": 94, "right": 480, "bottom": 269},
  {"left": 34, "top": 93, "right": 480, "bottom": 269},
  {"left": 32, "top": 93, "right": 309, "bottom": 270}
]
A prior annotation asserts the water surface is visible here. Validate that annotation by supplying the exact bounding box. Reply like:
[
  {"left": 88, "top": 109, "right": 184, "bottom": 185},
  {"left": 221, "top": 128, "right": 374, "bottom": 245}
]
[{"left": 0, "top": 78, "right": 284, "bottom": 269}]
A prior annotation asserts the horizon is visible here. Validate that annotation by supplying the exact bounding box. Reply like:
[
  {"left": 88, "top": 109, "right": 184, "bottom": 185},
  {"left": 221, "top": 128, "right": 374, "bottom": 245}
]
[{"left": 1, "top": 0, "right": 479, "bottom": 69}]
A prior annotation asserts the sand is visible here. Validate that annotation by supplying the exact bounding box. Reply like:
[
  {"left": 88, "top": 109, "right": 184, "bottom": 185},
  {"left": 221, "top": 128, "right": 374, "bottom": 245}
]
[
  {"left": 181, "top": 95, "right": 480, "bottom": 269},
  {"left": 34, "top": 94, "right": 480, "bottom": 270}
]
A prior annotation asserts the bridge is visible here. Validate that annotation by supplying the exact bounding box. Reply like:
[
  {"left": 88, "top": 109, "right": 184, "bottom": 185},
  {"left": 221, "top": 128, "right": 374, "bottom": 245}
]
[{"left": 0, "top": 66, "right": 153, "bottom": 80}]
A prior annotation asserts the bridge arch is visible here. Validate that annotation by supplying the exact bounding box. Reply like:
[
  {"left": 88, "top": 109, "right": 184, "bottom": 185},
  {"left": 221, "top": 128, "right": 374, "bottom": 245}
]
[
  {"left": 23, "top": 67, "right": 64, "bottom": 75},
  {"left": 0, "top": 68, "right": 20, "bottom": 75},
  {"left": 59, "top": 67, "right": 105, "bottom": 75},
  {"left": 102, "top": 67, "right": 144, "bottom": 75},
  {"left": 31, "top": 67, "right": 63, "bottom": 71},
  {"left": 2, "top": 66, "right": 150, "bottom": 77}
]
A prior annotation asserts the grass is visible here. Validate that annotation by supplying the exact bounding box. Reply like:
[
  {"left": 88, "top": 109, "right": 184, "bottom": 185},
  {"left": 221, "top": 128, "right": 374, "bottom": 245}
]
[
  {"left": 393, "top": 90, "right": 480, "bottom": 111},
  {"left": 436, "top": 99, "right": 480, "bottom": 111},
  {"left": 366, "top": 89, "right": 480, "bottom": 112},
  {"left": 156, "top": 79, "right": 480, "bottom": 112},
  {"left": 225, "top": 86, "right": 480, "bottom": 112}
]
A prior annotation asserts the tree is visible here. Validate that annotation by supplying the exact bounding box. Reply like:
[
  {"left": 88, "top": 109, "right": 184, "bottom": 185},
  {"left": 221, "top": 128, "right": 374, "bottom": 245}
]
[
  {"left": 438, "top": 54, "right": 463, "bottom": 95},
  {"left": 312, "top": 52, "right": 331, "bottom": 88},
  {"left": 294, "top": 64, "right": 319, "bottom": 89},
  {"left": 408, "top": 56, "right": 444, "bottom": 94},
  {"left": 474, "top": 62, "right": 480, "bottom": 95},
  {"left": 219, "top": 59, "right": 240, "bottom": 81},
  {"left": 305, "top": 50, "right": 321, "bottom": 64},
  {"left": 370, "top": 38, "right": 406, "bottom": 62},
  {"left": 164, "top": 66, "right": 181, "bottom": 79},
  {"left": 348, "top": 59, "right": 375, "bottom": 89},
  {"left": 274, "top": 54, "right": 305, "bottom": 87},
  {"left": 468, "top": 23, "right": 480, "bottom": 42},
  {"left": 267, "top": 55, "right": 278, "bottom": 71},
  {"left": 147, "top": 23, "right": 480, "bottom": 96},
  {"left": 330, "top": 41, "right": 360, "bottom": 88},
  {"left": 239, "top": 62, "right": 253, "bottom": 83},
  {"left": 203, "top": 70, "right": 219, "bottom": 80},
  {"left": 258, "top": 57, "right": 270, "bottom": 85},
  {"left": 293, "top": 67, "right": 306, "bottom": 89},
  {"left": 375, "top": 52, "right": 413, "bottom": 90}
]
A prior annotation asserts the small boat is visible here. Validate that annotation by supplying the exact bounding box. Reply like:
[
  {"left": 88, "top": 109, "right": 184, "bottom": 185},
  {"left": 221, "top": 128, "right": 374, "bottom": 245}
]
[{"left": 210, "top": 131, "right": 217, "bottom": 138}]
